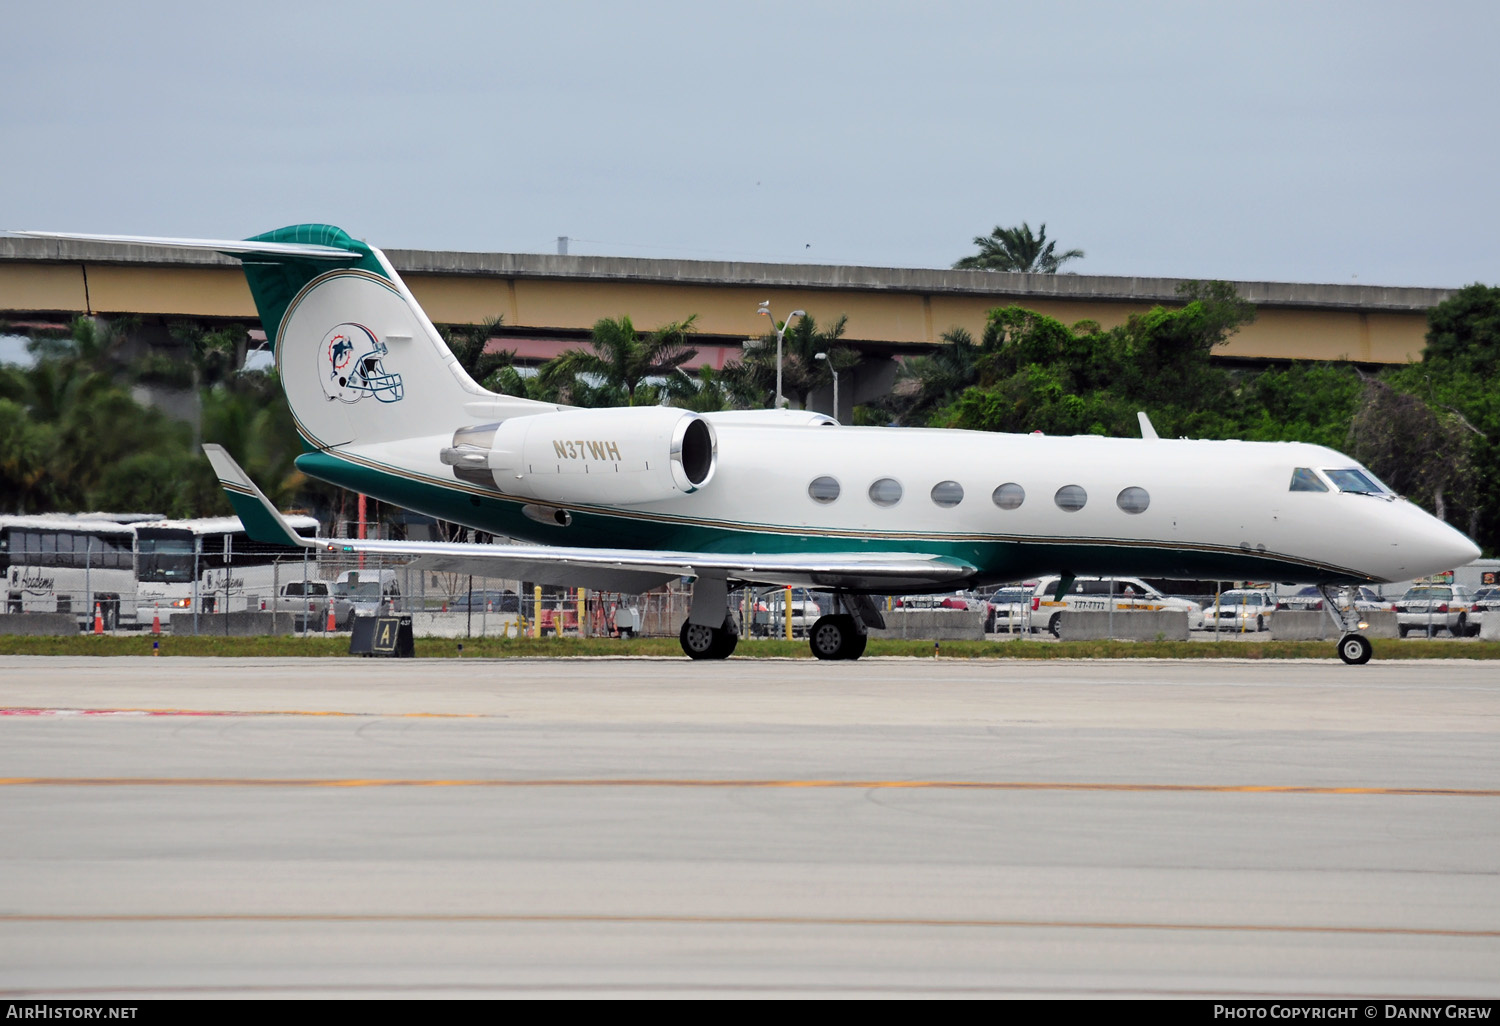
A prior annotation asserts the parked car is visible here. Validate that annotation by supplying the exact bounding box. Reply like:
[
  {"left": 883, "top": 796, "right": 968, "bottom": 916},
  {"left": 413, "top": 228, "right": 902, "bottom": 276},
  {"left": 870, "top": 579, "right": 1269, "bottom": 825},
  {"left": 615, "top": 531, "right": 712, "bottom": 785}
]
[
  {"left": 984, "top": 586, "right": 1033, "bottom": 633},
  {"left": 752, "top": 587, "right": 823, "bottom": 637},
  {"left": 449, "top": 589, "right": 519, "bottom": 613},
  {"left": 1275, "top": 585, "right": 1390, "bottom": 613},
  {"left": 1395, "top": 584, "right": 1479, "bottom": 637},
  {"left": 1201, "top": 589, "right": 1274, "bottom": 632},
  {"left": 1031, "top": 576, "right": 1203, "bottom": 637},
  {"left": 1472, "top": 588, "right": 1499, "bottom": 632},
  {"left": 894, "top": 592, "right": 983, "bottom": 611}
]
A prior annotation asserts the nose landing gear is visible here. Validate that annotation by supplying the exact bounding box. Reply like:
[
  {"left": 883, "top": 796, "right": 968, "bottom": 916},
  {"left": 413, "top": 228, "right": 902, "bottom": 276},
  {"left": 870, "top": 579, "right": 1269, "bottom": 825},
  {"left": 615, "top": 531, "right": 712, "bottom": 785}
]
[
  {"left": 1337, "top": 632, "right": 1373, "bottom": 665},
  {"left": 1319, "top": 585, "right": 1374, "bottom": 665}
]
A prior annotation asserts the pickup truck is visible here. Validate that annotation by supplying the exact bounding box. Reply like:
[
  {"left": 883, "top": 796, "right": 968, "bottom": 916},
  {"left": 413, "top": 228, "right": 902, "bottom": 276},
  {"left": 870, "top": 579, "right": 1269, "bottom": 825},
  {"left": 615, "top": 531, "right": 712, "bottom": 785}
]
[{"left": 274, "top": 580, "right": 332, "bottom": 628}]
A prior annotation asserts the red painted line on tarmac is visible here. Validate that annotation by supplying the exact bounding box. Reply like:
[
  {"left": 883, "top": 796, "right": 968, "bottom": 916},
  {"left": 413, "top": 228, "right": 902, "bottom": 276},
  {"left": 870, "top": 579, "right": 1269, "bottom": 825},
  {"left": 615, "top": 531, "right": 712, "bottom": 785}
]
[
  {"left": 1, "top": 708, "right": 228, "bottom": 717},
  {"left": 0, "top": 707, "right": 479, "bottom": 719}
]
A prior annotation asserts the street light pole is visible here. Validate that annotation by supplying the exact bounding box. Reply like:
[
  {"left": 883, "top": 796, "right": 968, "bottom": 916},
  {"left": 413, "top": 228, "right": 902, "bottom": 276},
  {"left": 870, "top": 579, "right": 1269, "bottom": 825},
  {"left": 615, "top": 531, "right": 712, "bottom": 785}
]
[
  {"left": 815, "top": 351, "right": 838, "bottom": 420},
  {"left": 757, "top": 301, "right": 805, "bottom": 410}
]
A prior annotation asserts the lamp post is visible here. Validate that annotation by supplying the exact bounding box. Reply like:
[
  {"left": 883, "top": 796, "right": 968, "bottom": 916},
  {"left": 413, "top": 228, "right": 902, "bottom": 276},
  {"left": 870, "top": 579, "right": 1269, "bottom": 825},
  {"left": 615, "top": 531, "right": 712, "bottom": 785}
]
[
  {"left": 756, "top": 301, "right": 804, "bottom": 410},
  {"left": 815, "top": 351, "right": 839, "bottom": 420}
]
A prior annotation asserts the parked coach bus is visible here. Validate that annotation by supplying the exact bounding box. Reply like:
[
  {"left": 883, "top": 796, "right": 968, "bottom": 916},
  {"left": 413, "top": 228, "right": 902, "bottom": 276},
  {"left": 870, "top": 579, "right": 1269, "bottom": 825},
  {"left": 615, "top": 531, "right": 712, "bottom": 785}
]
[
  {"left": 0, "top": 514, "right": 140, "bottom": 628},
  {"left": 135, "top": 515, "right": 321, "bottom": 617}
]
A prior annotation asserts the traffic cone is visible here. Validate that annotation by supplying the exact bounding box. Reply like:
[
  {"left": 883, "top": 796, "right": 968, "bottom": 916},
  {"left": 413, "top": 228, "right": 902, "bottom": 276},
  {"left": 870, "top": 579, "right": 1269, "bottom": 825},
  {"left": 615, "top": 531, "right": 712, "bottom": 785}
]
[
  {"left": 93, "top": 603, "right": 103, "bottom": 635},
  {"left": 151, "top": 607, "right": 161, "bottom": 635},
  {"left": 326, "top": 606, "right": 337, "bottom": 632}
]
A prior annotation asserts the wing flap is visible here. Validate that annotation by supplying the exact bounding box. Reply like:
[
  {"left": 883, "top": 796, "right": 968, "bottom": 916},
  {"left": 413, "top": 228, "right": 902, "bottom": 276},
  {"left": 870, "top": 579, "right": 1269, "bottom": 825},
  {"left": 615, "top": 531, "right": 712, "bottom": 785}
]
[{"left": 332, "top": 536, "right": 975, "bottom": 592}]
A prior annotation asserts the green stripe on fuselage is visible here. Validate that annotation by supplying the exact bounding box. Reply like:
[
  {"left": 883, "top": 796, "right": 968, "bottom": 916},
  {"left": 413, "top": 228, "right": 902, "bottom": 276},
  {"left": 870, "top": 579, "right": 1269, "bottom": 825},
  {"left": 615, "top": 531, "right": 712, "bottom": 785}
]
[{"left": 294, "top": 450, "right": 1373, "bottom": 587}]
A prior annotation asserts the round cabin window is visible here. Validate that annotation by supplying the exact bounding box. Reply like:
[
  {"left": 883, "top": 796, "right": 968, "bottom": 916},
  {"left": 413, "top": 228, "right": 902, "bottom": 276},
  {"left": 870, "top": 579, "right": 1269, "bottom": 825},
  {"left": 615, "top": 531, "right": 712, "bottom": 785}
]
[
  {"left": 992, "top": 483, "right": 1025, "bottom": 510},
  {"left": 808, "top": 476, "right": 841, "bottom": 504},
  {"left": 869, "top": 478, "right": 903, "bottom": 507},
  {"left": 1054, "top": 485, "right": 1087, "bottom": 512}
]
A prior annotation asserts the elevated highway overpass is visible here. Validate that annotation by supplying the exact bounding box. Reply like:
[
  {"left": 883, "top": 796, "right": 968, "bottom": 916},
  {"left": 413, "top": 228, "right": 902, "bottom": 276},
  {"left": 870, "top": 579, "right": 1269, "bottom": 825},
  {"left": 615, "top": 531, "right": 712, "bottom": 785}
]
[{"left": 0, "top": 235, "right": 1453, "bottom": 369}]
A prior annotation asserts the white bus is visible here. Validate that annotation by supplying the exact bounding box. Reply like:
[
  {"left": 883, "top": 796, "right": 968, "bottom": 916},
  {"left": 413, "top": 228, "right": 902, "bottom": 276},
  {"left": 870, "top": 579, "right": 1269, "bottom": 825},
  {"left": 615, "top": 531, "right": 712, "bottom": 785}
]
[
  {"left": 134, "top": 515, "right": 321, "bottom": 617},
  {"left": 0, "top": 515, "right": 140, "bottom": 628}
]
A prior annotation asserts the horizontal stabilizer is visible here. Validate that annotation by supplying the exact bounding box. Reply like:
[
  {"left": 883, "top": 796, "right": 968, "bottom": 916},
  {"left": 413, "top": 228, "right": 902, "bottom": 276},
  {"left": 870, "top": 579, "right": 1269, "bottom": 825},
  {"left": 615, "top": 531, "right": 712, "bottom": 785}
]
[{"left": 7, "top": 229, "right": 359, "bottom": 260}]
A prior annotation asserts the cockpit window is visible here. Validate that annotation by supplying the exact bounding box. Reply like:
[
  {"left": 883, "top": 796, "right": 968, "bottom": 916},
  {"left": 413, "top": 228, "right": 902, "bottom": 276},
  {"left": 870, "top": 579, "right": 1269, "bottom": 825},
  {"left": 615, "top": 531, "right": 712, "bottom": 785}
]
[
  {"left": 1323, "top": 468, "right": 1388, "bottom": 495},
  {"left": 1289, "top": 468, "right": 1328, "bottom": 492}
]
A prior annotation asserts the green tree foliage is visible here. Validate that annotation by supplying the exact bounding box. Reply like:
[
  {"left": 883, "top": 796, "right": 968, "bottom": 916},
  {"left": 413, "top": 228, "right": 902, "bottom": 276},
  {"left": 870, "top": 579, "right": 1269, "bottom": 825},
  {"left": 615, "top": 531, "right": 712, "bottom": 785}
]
[
  {"left": 438, "top": 316, "right": 518, "bottom": 391},
  {"left": 722, "top": 313, "right": 857, "bottom": 411},
  {"left": 539, "top": 314, "right": 698, "bottom": 406},
  {"left": 1346, "top": 375, "right": 1477, "bottom": 527},
  {"left": 954, "top": 222, "right": 1084, "bottom": 273},
  {"left": 1423, "top": 284, "right": 1500, "bottom": 376},
  {"left": 1383, "top": 283, "right": 1500, "bottom": 544},
  {"left": 0, "top": 321, "right": 207, "bottom": 515},
  {"left": 0, "top": 316, "right": 314, "bottom": 519},
  {"left": 1230, "top": 363, "right": 1363, "bottom": 449},
  {"left": 899, "top": 281, "right": 1256, "bottom": 438}
]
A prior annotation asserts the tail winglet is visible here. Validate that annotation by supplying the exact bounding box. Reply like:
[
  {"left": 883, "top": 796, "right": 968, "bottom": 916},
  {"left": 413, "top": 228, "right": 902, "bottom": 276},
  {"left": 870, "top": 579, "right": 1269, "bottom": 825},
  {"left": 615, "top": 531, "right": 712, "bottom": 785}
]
[{"left": 201, "top": 444, "right": 317, "bottom": 549}]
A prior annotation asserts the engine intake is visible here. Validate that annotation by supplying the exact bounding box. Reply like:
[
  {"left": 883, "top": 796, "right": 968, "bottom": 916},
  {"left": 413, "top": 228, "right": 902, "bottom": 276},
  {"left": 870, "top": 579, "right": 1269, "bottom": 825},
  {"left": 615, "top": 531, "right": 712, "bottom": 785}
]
[{"left": 440, "top": 406, "right": 717, "bottom": 505}]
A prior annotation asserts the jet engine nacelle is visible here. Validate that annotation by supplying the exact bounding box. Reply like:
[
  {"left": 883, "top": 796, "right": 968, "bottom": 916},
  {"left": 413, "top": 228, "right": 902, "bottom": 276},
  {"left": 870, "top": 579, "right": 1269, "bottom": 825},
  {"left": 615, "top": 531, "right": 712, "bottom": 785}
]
[{"left": 441, "top": 406, "right": 717, "bottom": 505}]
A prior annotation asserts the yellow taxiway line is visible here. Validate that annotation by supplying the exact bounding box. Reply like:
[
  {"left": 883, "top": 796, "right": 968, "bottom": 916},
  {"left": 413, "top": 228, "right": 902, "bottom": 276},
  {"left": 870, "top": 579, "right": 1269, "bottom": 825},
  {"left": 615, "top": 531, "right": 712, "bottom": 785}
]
[{"left": 0, "top": 777, "right": 1496, "bottom": 797}]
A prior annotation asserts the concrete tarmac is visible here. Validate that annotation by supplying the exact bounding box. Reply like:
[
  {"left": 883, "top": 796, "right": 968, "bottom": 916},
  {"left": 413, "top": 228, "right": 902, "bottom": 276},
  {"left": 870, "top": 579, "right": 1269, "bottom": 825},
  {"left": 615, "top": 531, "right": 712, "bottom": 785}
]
[{"left": 1, "top": 656, "right": 1497, "bottom": 998}]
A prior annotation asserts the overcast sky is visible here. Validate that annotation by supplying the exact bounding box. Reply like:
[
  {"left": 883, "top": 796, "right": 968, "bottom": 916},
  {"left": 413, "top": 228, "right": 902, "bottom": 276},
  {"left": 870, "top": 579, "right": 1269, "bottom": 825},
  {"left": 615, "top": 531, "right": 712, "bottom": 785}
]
[{"left": 4, "top": 1, "right": 1496, "bottom": 287}]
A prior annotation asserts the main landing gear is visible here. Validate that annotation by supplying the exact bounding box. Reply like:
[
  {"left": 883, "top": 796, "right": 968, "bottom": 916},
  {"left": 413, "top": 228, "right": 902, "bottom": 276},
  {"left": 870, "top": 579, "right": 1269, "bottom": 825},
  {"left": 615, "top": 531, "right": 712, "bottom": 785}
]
[
  {"left": 809, "top": 614, "right": 867, "bottom": 661},
  {"left": 1320, "top": 585, "right": 1373, "bottom": 665},
  {"left": 808, "top": 594, "right": 883, "bottom": 661},
  {"left": 679, "top": 617, "right": 738, "bottom": 660},
  {"left": 675, "top": 586, "right": 883, "bottom": 661}
]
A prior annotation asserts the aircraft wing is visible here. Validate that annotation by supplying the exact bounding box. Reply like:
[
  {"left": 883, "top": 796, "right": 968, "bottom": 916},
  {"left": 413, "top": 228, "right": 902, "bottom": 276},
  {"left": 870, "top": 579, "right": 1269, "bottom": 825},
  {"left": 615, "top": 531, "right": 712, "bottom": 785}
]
[{"left": 203, "top": 445, "right": 975, "bottom": 593}]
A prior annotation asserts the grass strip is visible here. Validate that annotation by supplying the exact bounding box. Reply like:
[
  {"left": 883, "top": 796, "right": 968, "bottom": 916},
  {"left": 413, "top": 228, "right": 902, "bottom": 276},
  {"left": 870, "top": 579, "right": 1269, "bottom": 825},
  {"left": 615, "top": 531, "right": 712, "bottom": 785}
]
[{"left": 2, "top": 635, "right": 1499, "bottom": 660}]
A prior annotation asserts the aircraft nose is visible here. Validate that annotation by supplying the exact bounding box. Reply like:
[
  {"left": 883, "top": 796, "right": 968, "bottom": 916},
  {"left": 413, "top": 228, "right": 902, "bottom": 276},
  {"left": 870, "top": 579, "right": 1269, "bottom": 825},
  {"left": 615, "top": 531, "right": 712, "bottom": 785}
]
[{"left": 1404, "top": 514, "right": 1481, "bottom": 579}]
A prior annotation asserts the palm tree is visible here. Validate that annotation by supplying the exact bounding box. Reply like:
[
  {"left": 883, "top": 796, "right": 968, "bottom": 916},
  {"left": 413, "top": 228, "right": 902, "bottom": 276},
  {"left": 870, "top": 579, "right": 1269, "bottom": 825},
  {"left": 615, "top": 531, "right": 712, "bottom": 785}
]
[
  {"left": 724, "top": 313, "right": 857, "bottom": 410},
  {"left": 540, "top": 314, "right": 698, "bottom": 406},
  {"left": 886, "top": 327, "right": 984, "bottom": 425},
  {"left": 954, "top": 222, "right": 1084, "bottom": 273},
  {"left": 439, "top": 315, "right": 515, "bottom": 387},
  {"left": 663, "top": 365, "right": 739, "bottom": 413}
]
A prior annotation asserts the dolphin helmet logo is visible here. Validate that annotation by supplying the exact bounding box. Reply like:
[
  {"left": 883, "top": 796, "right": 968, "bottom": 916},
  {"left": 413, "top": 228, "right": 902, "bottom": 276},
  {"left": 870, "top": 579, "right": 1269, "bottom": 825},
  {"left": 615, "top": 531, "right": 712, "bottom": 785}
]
[{"left": 319, "top": 323, "right": 404, "bottom": 404}]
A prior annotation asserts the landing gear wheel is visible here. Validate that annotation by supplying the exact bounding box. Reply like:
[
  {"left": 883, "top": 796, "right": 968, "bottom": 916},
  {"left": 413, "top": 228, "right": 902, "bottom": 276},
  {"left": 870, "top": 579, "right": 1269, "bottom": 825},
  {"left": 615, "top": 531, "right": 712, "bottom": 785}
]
[
  {"left": 1337, "top": 633, "right": 1373, "bottom": 665},
  {"left": 810, "top": 614, "right": 856, "bottom": 660},
  {"left": 845, "top": 630, "right": 868, "bottom": 660},
  {"left": 680, "top": 618, "right": 737, "bottom": 660},
  {"left": 716, "top": 626, "right": 739, "bottom": 658}
]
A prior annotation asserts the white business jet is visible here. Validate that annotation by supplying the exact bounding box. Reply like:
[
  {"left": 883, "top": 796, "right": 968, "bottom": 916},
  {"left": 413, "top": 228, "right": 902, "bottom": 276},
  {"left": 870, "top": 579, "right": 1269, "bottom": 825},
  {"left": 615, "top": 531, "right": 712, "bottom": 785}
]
[{"left": 12, "top": 226, "right": 1480, "bottom": 663}]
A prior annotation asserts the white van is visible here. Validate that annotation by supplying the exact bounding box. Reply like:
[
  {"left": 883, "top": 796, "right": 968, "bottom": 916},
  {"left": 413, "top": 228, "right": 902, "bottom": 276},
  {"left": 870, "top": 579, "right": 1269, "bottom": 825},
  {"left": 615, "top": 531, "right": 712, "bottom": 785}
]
[
  {"left": 331, "top": 569, "right": 402, "bottom": 628},
  {"left": 1031, "top": 576, "right": 1204, "bottom": 637}
]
